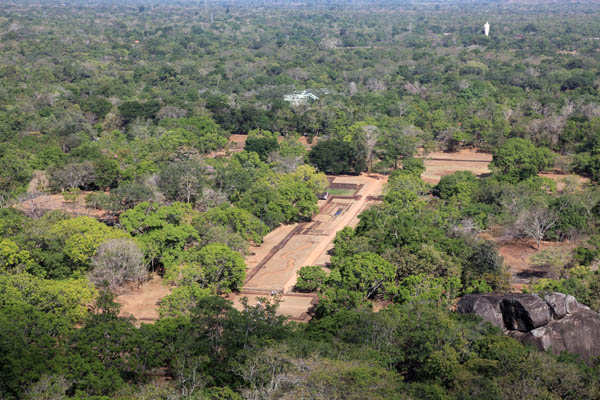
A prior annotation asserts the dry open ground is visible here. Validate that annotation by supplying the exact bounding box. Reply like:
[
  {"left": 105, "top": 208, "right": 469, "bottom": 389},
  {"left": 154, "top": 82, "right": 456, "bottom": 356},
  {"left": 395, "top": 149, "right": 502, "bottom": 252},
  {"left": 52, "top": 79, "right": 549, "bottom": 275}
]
[
  {"left": 15, "top": 191, "right": 107, "bottom": 218},
  {"left": 14, "top": 148, "right": 497, "bottom": 323},
  {"left": 230, "top": 173, "right": 386, "bottom": 321},
  {"left": 104, "top": 173, "right": 384, "bottom": 323},
  {"left": 479, "top": 231, "right": 577, "bottom": 292},
  {"left": 538, "top": 172, "right": 590, "bottom": 190},
  {"left": 116, "top": 274, "right": 171, "bottom": 324},
  {"left": 420, "top": 149, "right": 492, "bottom": 184}
]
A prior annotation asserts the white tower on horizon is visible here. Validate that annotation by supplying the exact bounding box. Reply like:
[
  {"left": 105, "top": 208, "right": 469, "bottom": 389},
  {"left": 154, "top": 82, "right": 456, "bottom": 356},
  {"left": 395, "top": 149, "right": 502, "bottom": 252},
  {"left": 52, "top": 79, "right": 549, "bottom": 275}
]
[{"left": 484, "top": 21, "right": 490, "bottom": 37}]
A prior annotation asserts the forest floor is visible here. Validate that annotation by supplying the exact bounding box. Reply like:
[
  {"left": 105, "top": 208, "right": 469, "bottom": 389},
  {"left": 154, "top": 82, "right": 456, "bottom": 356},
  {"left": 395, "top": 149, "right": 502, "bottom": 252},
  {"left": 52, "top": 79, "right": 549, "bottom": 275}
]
[
  {"left": 499, "top": 238, "right": 576, "bottom": 291},
  {"left": 419, "top": 148, "right": 589, "bottom": 188},
  {"left": 538, "top": 172, "right": 590, "bottom": 190},
  {"left": 421, "top": 149, "right": 590, "bottom": 292}
]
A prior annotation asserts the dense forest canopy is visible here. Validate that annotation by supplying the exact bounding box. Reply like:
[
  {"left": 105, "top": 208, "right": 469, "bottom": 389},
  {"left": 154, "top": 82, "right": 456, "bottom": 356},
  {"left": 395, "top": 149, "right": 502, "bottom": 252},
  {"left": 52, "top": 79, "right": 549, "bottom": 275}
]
[
  {"left": 4, "top": 0, "right": 600, "bottom": 198},
  {"left": 5, "top": 0, "right": 600, "bottom": 399}
]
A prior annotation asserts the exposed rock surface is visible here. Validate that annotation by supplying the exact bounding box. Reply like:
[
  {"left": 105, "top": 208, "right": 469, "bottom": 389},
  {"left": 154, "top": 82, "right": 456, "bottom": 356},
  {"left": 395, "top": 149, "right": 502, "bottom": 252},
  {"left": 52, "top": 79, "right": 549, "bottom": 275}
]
[
  {"left": 500, "top": 294, "right": 552, "bottom": 331},
  {"left": 458, "top": 292, "right": 600, "bottom": 362},
  {"left": 457, "top": 294, "right": 504, "bottom": 330},
  {"left": 543, "top": 292, "right": 583, "bottom": 318},
  {"left": 523, "top": 310, "right": 600, "bottom": 362}
]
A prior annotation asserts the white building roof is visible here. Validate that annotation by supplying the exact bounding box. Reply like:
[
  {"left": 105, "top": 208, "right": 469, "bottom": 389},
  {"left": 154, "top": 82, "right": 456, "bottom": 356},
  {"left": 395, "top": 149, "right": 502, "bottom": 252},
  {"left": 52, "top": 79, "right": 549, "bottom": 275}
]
[{"left": 283, "top": 90, "right": 319, "bottom": 106}]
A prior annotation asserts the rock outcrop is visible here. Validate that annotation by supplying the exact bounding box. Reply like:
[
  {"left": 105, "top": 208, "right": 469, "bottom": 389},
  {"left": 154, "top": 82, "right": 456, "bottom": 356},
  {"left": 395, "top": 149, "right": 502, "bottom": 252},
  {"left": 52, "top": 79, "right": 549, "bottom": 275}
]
[
  {"left": 457, "top": 294, "right": 504, "bottom": 329},
  {"left": 458, "top": 293, "right": 600, "bottom": 362},
  {"left": 499, "top": 294, "right": 552, "bottom": 331},
  {"left": 543, "top": 292, "right": 588, "bottom": 317}
]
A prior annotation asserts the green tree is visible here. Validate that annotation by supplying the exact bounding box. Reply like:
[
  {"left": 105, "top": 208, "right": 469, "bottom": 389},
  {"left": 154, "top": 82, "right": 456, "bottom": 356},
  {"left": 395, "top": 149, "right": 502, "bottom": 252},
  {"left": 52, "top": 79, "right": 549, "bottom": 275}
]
[
  {"left": 193, "top": 205, "right": 269, "bottom": 244},
  {"left": 433, "top": 171, "right": 479, "bottom": 200},
  {"left": 118, "top": 100, "right": 160, "bottom": 124},
  {"left": 0, "top": 304, "right": 67, "bottom": 398},
  {"left": 296, "top": 265, "right": 328, "bottom": 292},
  {"left": 244, "top": 137, "right": 280, "bottom": 162},
  {"left": 547, "top": 195, "right": 589, "bottom": 241},
  {"left": 237, "top": 174, "right": 319, "bottom": 228},
  {"left": 327, "top": 252, "right": 395, "bottom": 300},
  {"left": 491, "top": 138, "right": 555, "bottom": 182},
  {"left": 92, "top": 157, "right": 121, "bottom": 189},
  {"left": 106, "top": 181, "right": 155, "bottom": 211},
  {"left": 158, "top": 160, "right": 207, "bottom": 204},
  {"left": 377, "top": 124, "right": 424, "bottom": 169},
  {"left": 49, "top": 216, "right": 130, "bottom": 275},
  {"left": 386, "top": 169, "right": 430, "bottom": 196},
  {"left": 308, "top": 139, "right": 366, "bottom": 175},
  {"left": 0, "top": 273, "right": 96, "bottom": 327},
  {"left": 80, "top": 96, "right": 113, "bottom": 121},
  {"left": 159, "top": 284, "right": 211, "bottom": 318},
  {"left": 0, "top": 149, "right": 33, "bottom": 196},
  {"left": 121, "top": 206, "right": 199, "bottom": 270},
  {"left": 0, "top": 208, "right": 29, "bottom": 237},
  {"left": 401, "top": 157, "right": 425, "bottom": 176},
  {"left": 0, "top": 239, "right": 36, "bottom": 274},
  {"left": 159, "top": 116, "right": 228, "bottom": 153},
  {"left": 65, "top": 292, "right": 159, "bottom": 396},
  {"left": 169, "top": 243, "right": 246, "bottom": 294},
  {"left": 212, "top": 151, "right": 270, "bottom": 199},
  {"left": 463, "top": 240, "right": 507, "bottom": 291}
]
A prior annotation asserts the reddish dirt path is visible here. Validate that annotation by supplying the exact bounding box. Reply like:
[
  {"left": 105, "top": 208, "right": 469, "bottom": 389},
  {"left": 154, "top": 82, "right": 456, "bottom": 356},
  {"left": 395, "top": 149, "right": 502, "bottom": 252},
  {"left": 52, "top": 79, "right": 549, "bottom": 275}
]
[
  {"left": 282, "top": 175, "right": 385, "bottom": 291},
  {"left": 114, "top": 175, "right": 384, "bottom": 323},
  {"left": 419, "top": 150, "right": 590, "bottom": 190},
  {"left": 244, "top": 174, "right": 385, "bottom": 292},
  {"left": 229, "top": 293, "right": 318, "bottom": 323}
]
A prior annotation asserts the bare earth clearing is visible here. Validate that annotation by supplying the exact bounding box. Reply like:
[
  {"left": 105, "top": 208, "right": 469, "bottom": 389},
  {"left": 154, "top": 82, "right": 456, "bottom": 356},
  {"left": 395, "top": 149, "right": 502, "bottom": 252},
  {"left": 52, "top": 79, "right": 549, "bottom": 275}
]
[
  {"left": 229, "top": 173, "right": 386, "bottom": 321},
  {"left": 116, "top": 274, "right": 171, "bottom": 324},
  {"left": 16, "top": 191, "right": 107, "bottom": 218},
  {"left": 538, "top": 172, "right": 590, "bottom": 190},
  {"left": 480, "top": 233, "right": 576, "bottom": 291},
  {"left": 420, "top": 149, "right": 492, "bottom": 184},
  {"left": 421, "top": 151, "right": 586, "bottom": 292}
]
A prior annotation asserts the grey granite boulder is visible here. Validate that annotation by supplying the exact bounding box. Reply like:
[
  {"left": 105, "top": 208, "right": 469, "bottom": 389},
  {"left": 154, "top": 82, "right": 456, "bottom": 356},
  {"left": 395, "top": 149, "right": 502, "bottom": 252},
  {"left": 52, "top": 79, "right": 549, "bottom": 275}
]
[
  {"left": 522, "top": 309, "right": 600, "bottom": 362},
  {"left": 457, "top": 294, "right": 505, "bottom": 330},
  {"left": 500, "top": 294, "right": 552, "bottom": 332},
  {"left": 457, "top": 292, "right": 600, "bottom": 363},
  {"left": 543, "top": 292, "right": 579, "bottom": 318}
]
